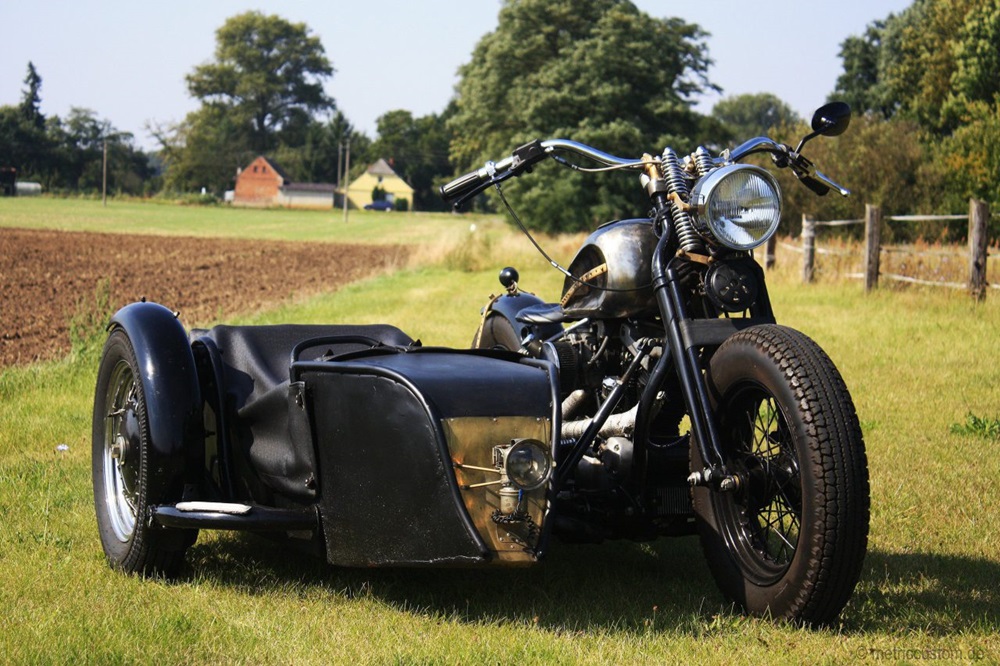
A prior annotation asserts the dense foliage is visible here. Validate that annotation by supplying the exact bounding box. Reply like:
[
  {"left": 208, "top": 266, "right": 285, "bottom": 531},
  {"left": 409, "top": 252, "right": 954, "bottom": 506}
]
[
  {"left": 0, "top": 63, "right": 154, "bottom": 195},
  {"left": 448, "top": 0, "right": 717, "bottom": 232},
  {"left": 2, "top": 0, "right": 1000, "bottom": 238},
  {"left": 711, "top": 93, "right": 801, "bottom": 147},
  {"left": 820, "top": 0, "right": 1000, "bottom": 233}
]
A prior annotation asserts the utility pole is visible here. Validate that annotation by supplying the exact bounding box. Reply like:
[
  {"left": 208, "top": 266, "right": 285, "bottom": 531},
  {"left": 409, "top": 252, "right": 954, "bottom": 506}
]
[
  {"left": 102, "top": 139, "right": 108, "bottom": 207},
  {"left": 342, "top": 138, "right": 351, "bottom": 223},
  {"left": 336, "top": 141, "right": 343, "bottom": 210},
  {"left": 336, "top": 142, "right": 343, "bottom": 189}
]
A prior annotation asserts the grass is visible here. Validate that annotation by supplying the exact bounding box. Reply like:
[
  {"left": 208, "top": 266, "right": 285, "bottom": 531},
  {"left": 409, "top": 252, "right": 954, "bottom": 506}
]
[
  {"left": 0, "top": 196, "right": 505, "bottom": 245},
  {"left": 1, "top": 199, "right": 999, "bottom": 662}
]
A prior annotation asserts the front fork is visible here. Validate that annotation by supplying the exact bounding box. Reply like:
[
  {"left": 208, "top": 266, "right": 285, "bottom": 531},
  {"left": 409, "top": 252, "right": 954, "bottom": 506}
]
[{"left": 649, "top": 231, "right": 775, "bottom": 492}]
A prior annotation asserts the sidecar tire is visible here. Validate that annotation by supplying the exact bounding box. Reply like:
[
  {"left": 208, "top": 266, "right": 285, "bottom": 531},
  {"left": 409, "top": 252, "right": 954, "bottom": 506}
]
[
  {"left": 693, "top": 325, "right": 869, "bottom": 625},
  {"left": 92, "top": 329, "right": 194, "bottom": 578},
  {"left": 473, "top": 314, "right": 521, "bottom": 351}
]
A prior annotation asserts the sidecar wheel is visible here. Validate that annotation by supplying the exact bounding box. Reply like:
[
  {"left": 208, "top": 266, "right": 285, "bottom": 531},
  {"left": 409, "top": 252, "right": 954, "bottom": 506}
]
[
  {"left": 92, "top": 329, "right": 194, "bottom": 577},
  {"left": 693, "top": 325, "right": 869, "bottom": 625}
]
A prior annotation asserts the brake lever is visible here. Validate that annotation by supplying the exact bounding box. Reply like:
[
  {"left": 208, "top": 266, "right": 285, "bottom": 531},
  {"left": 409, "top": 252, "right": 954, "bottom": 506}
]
[
  {"left": 780, "top": 149, "right": 850, "bottom": 197},
  {"left": 810, "top": 167, "right": 850, "bottom": 197}
]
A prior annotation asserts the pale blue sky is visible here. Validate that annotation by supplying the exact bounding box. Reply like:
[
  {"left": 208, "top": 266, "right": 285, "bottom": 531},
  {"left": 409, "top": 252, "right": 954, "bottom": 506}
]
[{"left": 0, "top": 1, "right": 912, "bottom": 151}]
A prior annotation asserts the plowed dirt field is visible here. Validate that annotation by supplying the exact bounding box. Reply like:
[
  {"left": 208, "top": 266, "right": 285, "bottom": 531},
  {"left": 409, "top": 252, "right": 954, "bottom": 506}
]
[{"left": 0, "top": 228, "right": 407, "bottom": 367}]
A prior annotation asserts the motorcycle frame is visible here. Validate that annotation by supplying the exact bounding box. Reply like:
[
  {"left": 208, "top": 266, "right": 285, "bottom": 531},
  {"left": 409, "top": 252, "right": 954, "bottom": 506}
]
[{"left": 549, "top": 224, "right": 776, "bottom": 496}]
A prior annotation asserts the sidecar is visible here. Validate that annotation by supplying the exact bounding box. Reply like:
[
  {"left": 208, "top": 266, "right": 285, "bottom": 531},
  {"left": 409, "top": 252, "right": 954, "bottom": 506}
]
[{"left": 93, "top": 301, "right": 559, "bottom": 576}]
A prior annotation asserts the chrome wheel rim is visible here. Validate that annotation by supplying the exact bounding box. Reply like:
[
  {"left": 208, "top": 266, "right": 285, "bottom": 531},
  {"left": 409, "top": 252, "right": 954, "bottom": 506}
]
[{"left": 103, "top": 360, "right": 141, "bottom": 543}]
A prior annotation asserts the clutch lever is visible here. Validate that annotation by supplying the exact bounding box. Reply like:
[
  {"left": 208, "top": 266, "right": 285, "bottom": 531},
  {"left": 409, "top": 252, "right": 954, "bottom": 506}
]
[{"left": 450, "top": 167, "right": 517, "bottom": 209}]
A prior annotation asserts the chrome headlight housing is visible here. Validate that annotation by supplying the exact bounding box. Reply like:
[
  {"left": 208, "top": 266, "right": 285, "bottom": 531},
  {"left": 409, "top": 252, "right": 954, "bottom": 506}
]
[
  {"left": 495, "top": 439, "right": 551, "bottom": 491},
  {"left": 689, "top": 164, "right": 782, "bottom": 250}
]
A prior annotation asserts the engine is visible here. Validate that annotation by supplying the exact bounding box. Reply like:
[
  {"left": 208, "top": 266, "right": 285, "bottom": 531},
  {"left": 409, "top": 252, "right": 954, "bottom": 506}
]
[{"left": 545, "top": 321, "right": 695, "bottom": 542}]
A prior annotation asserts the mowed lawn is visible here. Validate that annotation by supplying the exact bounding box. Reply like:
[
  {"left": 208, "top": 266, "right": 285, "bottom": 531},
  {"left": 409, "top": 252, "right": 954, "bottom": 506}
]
[{"left": 1, "top": 198, "right": 998, "bottom": 663}]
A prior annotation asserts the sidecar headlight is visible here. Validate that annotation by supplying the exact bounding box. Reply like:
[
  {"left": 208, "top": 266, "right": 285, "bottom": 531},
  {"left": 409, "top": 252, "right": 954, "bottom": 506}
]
[
  {"left": 497, "top": 439, "right": 551, "bottom": 491},
  {"left": 690, "top": 164, "right": 781, "bottom": 250}
]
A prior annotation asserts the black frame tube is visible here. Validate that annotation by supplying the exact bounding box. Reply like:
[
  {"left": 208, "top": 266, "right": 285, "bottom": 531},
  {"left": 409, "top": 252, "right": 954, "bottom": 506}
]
[
  {"left": 649, "top": 235, "right": 728, "bottom": 473},
  {"left": 554, "top": 341, "right": 652, "bottom": 487}
]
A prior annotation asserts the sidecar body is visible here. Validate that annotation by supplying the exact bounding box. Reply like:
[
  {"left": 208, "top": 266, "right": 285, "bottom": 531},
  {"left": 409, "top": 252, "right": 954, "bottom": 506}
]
[{"left": 94, "top": 302, "right": 559, "bottom": 572}]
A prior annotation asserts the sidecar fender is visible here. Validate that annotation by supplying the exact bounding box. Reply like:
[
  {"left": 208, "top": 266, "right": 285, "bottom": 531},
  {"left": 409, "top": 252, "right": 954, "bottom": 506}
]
[{"left": 107, "top": 302, "right": 202, "bottom": 488}]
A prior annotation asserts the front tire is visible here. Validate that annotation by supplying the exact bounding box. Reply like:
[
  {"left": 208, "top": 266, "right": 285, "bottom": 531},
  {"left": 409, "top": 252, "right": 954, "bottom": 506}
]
[
  {"left": 92, "top": 329, "right": 194, "bottom": 577},
  {"left": 693, "top": 325, "right": 869, "bottom": 625}
]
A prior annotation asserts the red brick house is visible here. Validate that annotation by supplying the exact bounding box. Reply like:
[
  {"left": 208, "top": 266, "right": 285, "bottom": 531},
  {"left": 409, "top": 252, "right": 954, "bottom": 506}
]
[{"left": 233, "top": 156, "right": 337, "bottom": 209}]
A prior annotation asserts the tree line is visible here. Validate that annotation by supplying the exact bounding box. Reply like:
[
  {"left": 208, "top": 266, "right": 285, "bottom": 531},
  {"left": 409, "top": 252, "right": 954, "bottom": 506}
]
[{"left": 3, "top": 0, "right": 999, "bottom": 234}]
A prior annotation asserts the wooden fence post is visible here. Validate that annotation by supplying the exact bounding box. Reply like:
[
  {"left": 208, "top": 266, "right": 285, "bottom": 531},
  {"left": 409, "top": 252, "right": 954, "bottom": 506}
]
[
  {"left": 864, "top": 204, "right": 881, "bottom": 292},
  {"left": 764, "top": 235, "right": 776, "bottom": 270},
  {"left": 802, "top": 214, "right": 816, "bottom": 283},
  {"left": 968, "top": 198, "right": 990, "bottom": 301}
]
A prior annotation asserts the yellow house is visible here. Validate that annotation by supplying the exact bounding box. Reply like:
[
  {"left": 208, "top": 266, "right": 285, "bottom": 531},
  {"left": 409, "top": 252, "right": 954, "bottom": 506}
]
[{"left": 346, "top": 158, "right": 414, "bottom": 210}]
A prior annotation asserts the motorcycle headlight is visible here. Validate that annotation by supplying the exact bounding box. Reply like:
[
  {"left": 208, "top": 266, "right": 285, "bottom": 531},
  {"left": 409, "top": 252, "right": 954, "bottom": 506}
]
[
  {"left": 690, "top": 164, "right": 781, "bottom": 250},
  {"left": 498, "top": 439, "right": 551, "bottom": 491}
]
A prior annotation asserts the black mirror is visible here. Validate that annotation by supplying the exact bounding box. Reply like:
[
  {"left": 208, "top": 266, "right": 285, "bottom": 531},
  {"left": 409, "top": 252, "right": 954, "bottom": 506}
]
[
  {"left": 796, "top": 102, "right": 852, "bottom": 152},
  {"left": 811, "top": 102, "right": 851, "bottom": 137}
]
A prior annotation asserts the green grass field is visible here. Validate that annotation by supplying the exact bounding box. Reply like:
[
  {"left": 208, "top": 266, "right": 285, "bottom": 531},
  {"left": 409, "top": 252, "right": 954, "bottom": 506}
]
[
  {"left": 0, "top": 196, "right": 505, "bottom": 245},
  {"left": 1, "top": 198, "right": 998, "bottom": 663}
]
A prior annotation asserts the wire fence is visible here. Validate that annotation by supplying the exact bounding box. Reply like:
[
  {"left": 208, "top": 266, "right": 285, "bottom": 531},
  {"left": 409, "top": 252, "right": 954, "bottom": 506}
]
[{"left": 768, "top": 200, "right": 994, "bottom": 300}]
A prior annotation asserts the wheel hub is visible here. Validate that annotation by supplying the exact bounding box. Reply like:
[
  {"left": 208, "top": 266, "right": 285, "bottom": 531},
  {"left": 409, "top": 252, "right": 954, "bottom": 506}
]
[{"left": 103, "top": 361, "right": 142, "bottom": 543}]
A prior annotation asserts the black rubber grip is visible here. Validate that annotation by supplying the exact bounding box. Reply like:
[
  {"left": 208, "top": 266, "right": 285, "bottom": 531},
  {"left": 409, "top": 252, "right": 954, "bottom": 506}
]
[{"left": 440, "top": 169, "right": 484, "bottom": 201}]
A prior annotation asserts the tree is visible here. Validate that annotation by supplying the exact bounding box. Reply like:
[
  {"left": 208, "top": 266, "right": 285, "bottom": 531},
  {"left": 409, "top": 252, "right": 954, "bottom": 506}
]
[
  {"left": 769, "top": 114, "right": 930, "bottom": 236},
  {"left": 368, "top": 106, "right": 454, "bottom": 211},
  {"left": 877, "top": 0, "right": 981, "bottom": 132},
  {"left": 830, "top": 22, "right": 890, "bottom": 118},
  {"left": 827, "top": 0, "right": 1000, "bottom": 216},
  {"left": 944, "top": 1, "right": 1000, "bottom": 127},
  {"left": 448, "top": 0, "right": 716, "bottom": 231},
  {"left": 20, "top": 61, "right": 44, "bottom": 130},
  {"left": 154, "top": 106, "right": 253, "bottom": 193},
  {"left": 186, "top": 11, "right": 334, "bottom": 153},
  {"left": 271, "top": 111, "right": 370, "bottom": 185},
  {"left": 0, "top": 63, "right": 51, "bottom": 180},
  {"left": 711, "top": 93, "right": 800, "bottom": 145}
]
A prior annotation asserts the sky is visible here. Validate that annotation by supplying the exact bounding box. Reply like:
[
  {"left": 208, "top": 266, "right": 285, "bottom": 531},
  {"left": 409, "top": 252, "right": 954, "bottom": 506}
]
[{"left": 0, "top": 1, "right": 913, "bottom": 152}]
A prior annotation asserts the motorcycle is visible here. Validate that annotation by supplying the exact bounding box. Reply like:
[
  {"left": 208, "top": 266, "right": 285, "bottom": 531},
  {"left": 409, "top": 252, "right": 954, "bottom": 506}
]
[{"left": 93, "top": 102, "right": 868, "bottom": 626}]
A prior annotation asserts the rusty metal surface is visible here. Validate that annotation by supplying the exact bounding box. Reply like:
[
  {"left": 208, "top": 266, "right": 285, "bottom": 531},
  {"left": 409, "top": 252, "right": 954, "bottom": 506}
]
[{"left": 443, "top": 416, "right": 551, "bottom": 565}]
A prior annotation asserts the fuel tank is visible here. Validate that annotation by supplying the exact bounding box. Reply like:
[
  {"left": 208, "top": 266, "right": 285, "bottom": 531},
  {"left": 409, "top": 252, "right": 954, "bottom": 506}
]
[{"left": 560, "top": 218, "right": 657, "bottom": 319}]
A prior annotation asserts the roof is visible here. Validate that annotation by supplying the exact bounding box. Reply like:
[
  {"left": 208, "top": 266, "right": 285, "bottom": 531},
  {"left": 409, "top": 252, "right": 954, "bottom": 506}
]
[
  {"left": 367, "top": 158, "right": 397, "bottom": 177},
  {"left": 258, "top": 156, "right": 290, "bottom": 181}
]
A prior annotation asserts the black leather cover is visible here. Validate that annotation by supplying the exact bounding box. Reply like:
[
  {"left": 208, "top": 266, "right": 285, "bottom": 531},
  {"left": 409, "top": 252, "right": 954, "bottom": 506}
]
[{"left": 194, "top": 324, "right": 413, "bottom": 501}]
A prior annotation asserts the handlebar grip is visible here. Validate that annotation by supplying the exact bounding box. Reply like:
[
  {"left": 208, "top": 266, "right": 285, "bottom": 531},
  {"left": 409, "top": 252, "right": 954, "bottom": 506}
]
[
  {"left": 440, "top": 169, "right": 485, "bottom": 202},
  {"left": 798, "top": 174, "right": 830, "bottom": 196}
]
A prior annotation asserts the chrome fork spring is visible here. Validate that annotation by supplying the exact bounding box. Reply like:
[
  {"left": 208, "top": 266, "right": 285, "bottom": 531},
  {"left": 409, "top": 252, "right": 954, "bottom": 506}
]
[
  {"left": 662, "top": 148, "right": 706, "bottom": 254},
  {"left": 693, "top": 146, "right": 715, "bottom": 178}
]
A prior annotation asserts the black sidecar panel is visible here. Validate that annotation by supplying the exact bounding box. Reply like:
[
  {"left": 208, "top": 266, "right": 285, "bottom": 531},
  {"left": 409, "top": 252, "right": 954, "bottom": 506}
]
[
  {"left": 298, "top": 350, "right": 554, "bottom": 567},
  {"left": 194, "top": 324, "right": 413, "bottom": 502}
]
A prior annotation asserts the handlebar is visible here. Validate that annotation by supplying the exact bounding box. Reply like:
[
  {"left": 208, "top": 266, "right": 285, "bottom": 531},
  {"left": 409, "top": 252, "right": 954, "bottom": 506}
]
[
  {"left": 440, "top": 139, "right": 638, "bottom": 207},
  {"left": 439, "top": 165, "right": 499, "bottom": 201},
  {"left": 729, "top": 136, "right": 850, "bottom": 197},
  {"left": 441, "top": 135, "right": 849, "bottom": 207}
]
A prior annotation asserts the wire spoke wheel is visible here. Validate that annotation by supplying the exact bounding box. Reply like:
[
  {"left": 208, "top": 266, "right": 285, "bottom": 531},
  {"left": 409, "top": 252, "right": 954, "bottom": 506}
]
[
  {"left": 92, "top": 328, "right": 194, "bottom": 577},
  {"left": 102, "top": 361, "right": 142, "bottom": 542},
  {"left": 692, "top": 324, "right": 869, "bottom": 625},
  {"left": 721, "top": 387, "right": 801, "bottom": 584}
]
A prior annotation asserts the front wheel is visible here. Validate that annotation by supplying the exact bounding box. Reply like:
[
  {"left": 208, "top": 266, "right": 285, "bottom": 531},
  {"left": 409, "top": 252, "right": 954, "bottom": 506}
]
[
  {"left": 92, "top": 329, "right": 195, "bottom": 577},
  {"left": 693, "top": 325, "right": 869, "bottom": 625}
]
